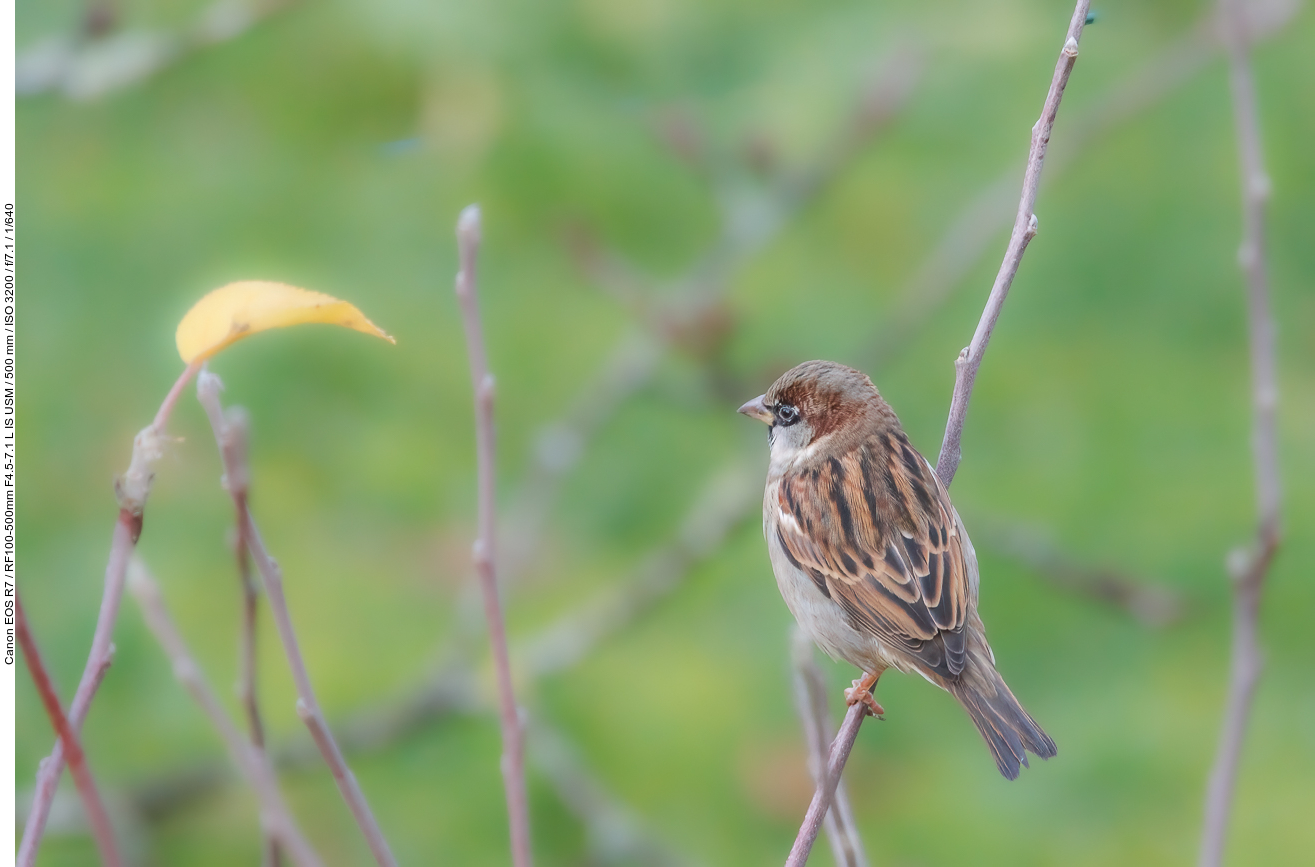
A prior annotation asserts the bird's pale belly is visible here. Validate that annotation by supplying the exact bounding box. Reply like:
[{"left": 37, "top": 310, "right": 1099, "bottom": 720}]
[{"left": 765, "top": 527, "right": 914, "bottom": 678}]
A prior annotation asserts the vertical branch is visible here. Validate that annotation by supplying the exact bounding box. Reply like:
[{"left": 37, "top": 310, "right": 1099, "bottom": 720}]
[
  {"left": 19, "top": 358, "right": 202, "bottom": 866},
  {"left": 16, "top": 596, "right": 122, "bottom": 867},
  {"left": 126, "top": 560, "right": 325, "bottom": 867},
  {"left": 791, "top": 630, "right": 868, "bottom": 867},
  {"left": 224, "top": 407, "right": 280, "bottom": 866},
  {"left": 789, "top": 4, "right": 1091, "bottom": 863},
  {"left": 196, "top": 371, "right": 398, "bottom": 867},
  {"left": 1198, "top": 2, "right": 1282, "bottom": 864},
  {"left": 453, "top": 204, "right": 533, "bottom": 867},
  {"left": 934, "top": 0, "right": 1091, "bottom": 487}
]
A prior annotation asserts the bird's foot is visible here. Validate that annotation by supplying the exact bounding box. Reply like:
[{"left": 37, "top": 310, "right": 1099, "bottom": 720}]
[{"left": 844, "top": 672, "right": 885, "bottom": 718}]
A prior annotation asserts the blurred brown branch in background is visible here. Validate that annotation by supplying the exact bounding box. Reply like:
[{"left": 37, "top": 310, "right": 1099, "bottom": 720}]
[
  {"left": 791, "top": 630, "right": 868, "bottom": 867},
  {"left": 198, "top": 370, "right": 399, "bottom": 867},
  {"left": 790, "top": 2, "right": 1092, "bottom": 862},
  {"left": 504, "top": 47, "right": 923, "bottom": 586},
  {"left": 127, "top": 559, "right": 326, "bottom": 867},
  {"left": 1198, "top": 0, "right": 1285, "bottom": 864},
  {"left": 16, "top": 0, "right": 299, "bottom": 100},
  {"left": 974, "top": 518, "right": 1183, "bottom": 627}
]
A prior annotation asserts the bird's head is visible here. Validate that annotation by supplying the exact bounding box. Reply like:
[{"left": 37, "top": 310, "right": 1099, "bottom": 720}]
[{"left": 738, "top": 360, "right": 885, "bottom": 467}]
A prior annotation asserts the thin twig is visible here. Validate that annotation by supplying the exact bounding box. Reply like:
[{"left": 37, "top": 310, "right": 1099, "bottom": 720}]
[
  {"left": 1198, "top": 1, "right": 1283, "bottom": 864},
  {"left": 19, "top": 358, "right": 202, "bottom": 866},
  {"left": 791, "top": 5, "right": 1091, "bottom": 863},
  {"left": 222, "top": 406, "right": 280, "bottom": 866},
  {"left": 453, "top": 204, "right": 534, "bottom": 867},
  {"left": 197, "top": 370, "right": 399, "bottom": 867},
  {"left": 791, "top": 630, "right": 868, "bottom": 867},
  {"left": 935, "top": 1, "right": 1091, "bottom": 487},
  {"left": 784, "top": 703, "right": 867, "bottom": 867},
  {"left": 126, "top": 558, "right": 325, "bottom": 867},
  {"left": 868, "top": 0, "right": 1298, "bottom": 374},
  {"left": 16, "top": 596, "right": 122, "bottom": 867}
]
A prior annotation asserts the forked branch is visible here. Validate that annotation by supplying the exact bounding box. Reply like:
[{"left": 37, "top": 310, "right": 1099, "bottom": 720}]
[{"left": 197, "top": 371, "right": 398, "bottom": 867}]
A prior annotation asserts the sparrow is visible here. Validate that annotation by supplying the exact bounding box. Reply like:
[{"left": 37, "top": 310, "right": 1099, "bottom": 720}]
[{"left": 739, "top": 360, "right": 1055, "bottom": 779}]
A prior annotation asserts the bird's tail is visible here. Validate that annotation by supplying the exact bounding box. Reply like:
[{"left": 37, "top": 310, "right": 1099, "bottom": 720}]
[{"left": 947, "top": 663, "right": 1056, "bottom": 780}]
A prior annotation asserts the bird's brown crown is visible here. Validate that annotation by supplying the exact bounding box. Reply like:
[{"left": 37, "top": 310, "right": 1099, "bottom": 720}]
[{"left": 765, "top": 360, "right": 891, "bottom": 443}]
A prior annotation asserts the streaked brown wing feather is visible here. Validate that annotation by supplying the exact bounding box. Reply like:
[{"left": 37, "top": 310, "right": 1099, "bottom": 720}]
[{"left": 776, "top": 431, "right": 969, "bottom": 677}]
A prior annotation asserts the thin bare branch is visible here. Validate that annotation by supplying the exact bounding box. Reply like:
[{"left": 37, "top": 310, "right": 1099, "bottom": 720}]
[
  {"left": 1199, "top": 1, "right": 1283, "bottom": 863},
  {"left": 791, "top": 630, "right": 868, "bottom": 867},
  {"left": 218, "top": 406, "right": 280, "bottom": 866},
  {"left": 197, "top": 370, "right": 398, "bottom": 867},
  {"left": 869, "top": 0, "right": 1299, "bottom": 375},
  {"left": 16, "top": 596, "right": 122, "bottom": 867},
  {"left": 19, "top": 358, "right": 202, "bottom": 865},
  {"left": 785, "top": 703, "right": 867, "bottom": 867},
  {"left": 126, "top": 559, "right": 324, "bottom": 867},
  {"left": 453, "top": 204, "right": 534, "bottom": 867},
  {"left": 792, "top": 5, "right": 1092, "bottom": 863},
  {"left": 934, "top": 1, "right": 1090, "bottom": 487}
]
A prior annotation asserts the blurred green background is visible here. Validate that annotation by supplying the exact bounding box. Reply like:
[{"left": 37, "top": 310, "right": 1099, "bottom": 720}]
[{"left": 15, "top": 0, "right": 1315, "bottom": 864}]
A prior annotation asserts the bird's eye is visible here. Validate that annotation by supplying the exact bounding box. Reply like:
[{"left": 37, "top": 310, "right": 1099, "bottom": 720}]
[{"left": 775, "top": 404, "right": 800, "bottom": 426}]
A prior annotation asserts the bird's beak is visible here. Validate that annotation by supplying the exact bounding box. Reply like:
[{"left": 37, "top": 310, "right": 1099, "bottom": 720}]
[{"left": 737, "top": 394, "right": 773, "bottom": 425}]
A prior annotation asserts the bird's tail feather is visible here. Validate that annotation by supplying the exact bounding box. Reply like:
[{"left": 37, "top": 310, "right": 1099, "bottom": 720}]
[{"left": 948, "top": 667, "right": 1056, "bottom": 780}]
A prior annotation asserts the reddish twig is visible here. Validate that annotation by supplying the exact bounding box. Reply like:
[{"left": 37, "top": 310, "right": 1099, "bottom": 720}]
[
  {"left": 453, "top": 203, "right": 534, "bottom": 867},
  {"left": 126, "top": 559, "right": 324, "bottom": 867},
  {"left": 19, "top": 358, "right": 202, "bottom": 865},
  {"left": 790, "top": 4, "right": 1091, "bottom": 862},
  {"left": 16, "top": 595, "right": 122, "bottom": 867},
  {"left": 934, "top": 0, "right": 1091, "bottom": 487},
  {"left": 196, "top": 370, "right": 398, "bottom": 867},
  {"left": 1198, "top": 2, "right": 1283, "bottom": 864}
]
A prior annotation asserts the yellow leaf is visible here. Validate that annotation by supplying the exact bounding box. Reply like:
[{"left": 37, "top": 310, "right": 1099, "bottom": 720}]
[{"left": 175, "top": 281, "right": 395, "bottom": 363}]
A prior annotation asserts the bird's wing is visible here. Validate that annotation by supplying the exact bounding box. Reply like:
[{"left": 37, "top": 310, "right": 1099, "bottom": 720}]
[{"left": 775, "top": 432, "right": 970, "bottom": 677}]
